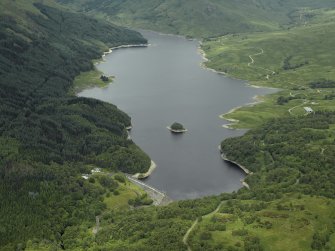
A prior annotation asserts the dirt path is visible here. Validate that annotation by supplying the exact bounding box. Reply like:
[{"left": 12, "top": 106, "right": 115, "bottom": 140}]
[
  {"left": 247, "top": 48, "right": 276, "bottom": 78},
  {"left": 92, "top": 216, "right": 100, "bottom": 235},
  {"left": 248, "top": 48, "right": 264, "bottom": 66},
  {"left": 183, "top": 201, "right": 225, "bottom": 251},
  {"left": 288, "top": 99, "right": 308, "bottom": 115},
  {"left": 183, "top": 220, "right": 199, "bottom": 251}
]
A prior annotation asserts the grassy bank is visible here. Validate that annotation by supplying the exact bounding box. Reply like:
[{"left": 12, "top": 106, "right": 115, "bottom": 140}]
[
  {"left": 203, "top": 11, "right": 335, "bottom": 128},
  {"left": 70, "top": 68, "right": 113, "bottom": 94}
]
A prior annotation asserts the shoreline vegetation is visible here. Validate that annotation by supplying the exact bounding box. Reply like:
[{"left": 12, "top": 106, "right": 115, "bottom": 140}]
[
  {"left": 71, "top": 69, "right": 114, "bottom": 95},
  {"left": 72, "top": 44, "right": 148, "bottom": 95},
  {"left": 103, "top": 44, "right": 158, "bottom": 181},
  {"left": 101, "top": 43, "right": 148, "bottom": 59},
  {"left": 218, "top": 145, "right": 252, "bottom": 175},
  {"left": 218, "top": 145, "right": 252, "bottom": 189},
  {"left": 132, "top": 160, "right": 157, "bottom": 179},
  {"left": 74, "top": 42, "right": 164, "bottom": 201},
  {"left": 220, "top": 95, "right": 264, "bottom": 129},
  {"left": 198, "top": 44, "right": 278, "bottom": 130},
  {"left": 198, "top": 46, "right": 227, "bottom": 75},
  {"left": 75, "top": 43, "right": 164, "bottom": 201},
  {"left": 202, "top": 24, "right": 335, "bottom": 129}
]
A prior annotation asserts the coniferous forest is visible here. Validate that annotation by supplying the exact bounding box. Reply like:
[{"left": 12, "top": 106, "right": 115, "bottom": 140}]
[{"left": 0, "top": 2, "right": 150, "bottom": 249}]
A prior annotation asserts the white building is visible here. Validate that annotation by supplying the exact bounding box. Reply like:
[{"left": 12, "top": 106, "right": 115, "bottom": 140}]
[
  {"left": 304, "top": 107, "right": 314, "bottom": 113},
  {"left": 91, "top": 168, "right": 101, "bottom": 173}
]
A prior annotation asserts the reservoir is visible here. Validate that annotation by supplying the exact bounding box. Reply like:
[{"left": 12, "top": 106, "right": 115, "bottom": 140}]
[{"left": 79, "top": 31, "right": 274, "bottom": 200}]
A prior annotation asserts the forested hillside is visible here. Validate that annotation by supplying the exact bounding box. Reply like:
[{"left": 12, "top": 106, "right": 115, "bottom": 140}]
[
  {"left": 58, "top": 0, "right": 335, "bottom": 37},
  {"left": 0, "top": 1, "right": 150, "bottom": 249}
]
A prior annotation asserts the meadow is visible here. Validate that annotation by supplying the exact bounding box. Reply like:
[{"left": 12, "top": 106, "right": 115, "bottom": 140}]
[{"left": 203, "top": 10, "right": 335, "bottom": 128}]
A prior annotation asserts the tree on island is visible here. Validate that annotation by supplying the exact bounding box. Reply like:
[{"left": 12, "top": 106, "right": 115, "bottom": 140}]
[
  {"left": 170, "top": 122, "right": 186, "bottom": 132},
  {"left": 100, "top": 75, "right": 109, "bottom": 82}
]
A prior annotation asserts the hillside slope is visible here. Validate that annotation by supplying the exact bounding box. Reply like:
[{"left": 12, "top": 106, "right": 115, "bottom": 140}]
[
  {"left": 58, "top": 0, "right": 335, "bottom": 37},
  {"left": 0, "top": 1, "right": 150, "bottom": 249},
  {"left": 203, "top": 8, "right": 335, "bottom": 127}
]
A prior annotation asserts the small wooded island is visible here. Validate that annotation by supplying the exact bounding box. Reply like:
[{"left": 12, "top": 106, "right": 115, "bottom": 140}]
[
  {"left": 100, "top": 75, "right": 110, "bottom": 82},
  {"left": 167, "top": 122, "right": 188, "bottom": 133}
]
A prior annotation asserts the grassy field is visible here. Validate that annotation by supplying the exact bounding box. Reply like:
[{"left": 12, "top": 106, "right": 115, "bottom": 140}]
[
  {"left": 203, "top": 10, "right": 335, "bottom": 128},
  {"left": 81, "top": 169, "right": 150, "bottom": 211},
  {"left": 189, "top": 194, "right": 335, "bottom": 251},
  {"left": 70, "top": 68, "right": 113, "bottom": 94},
  {"left": 103, "top": 174, "right": 147, "bottom": 211}
]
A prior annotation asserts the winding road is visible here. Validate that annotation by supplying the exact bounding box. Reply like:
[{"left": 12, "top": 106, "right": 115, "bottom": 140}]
[
  {"left": 183, "top": 201, "right": 225, "bottom": 251},
  {"left": 288, "top": 99, "right": 309, "bottom": 115},
  {"left": 248, "top": 48, "right": 264, "bottom": 66}
]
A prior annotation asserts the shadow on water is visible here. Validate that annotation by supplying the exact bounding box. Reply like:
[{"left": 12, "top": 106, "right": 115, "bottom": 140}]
[{"left": 224, "top": 160, "right": 247, "bottom": 176}]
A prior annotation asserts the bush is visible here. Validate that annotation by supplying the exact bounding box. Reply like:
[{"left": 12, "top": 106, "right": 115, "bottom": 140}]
[
  {"left": 114, "top": 174, "right": 126, "bottom": 183},
  {"left": 97, "top": 175, "right": 118, "bottom": 189},
  {"left": 170, "top": 122, "right": 185, "bottom": 130},
  {"left": 199, "top": 231, "right": 212, "bottom": 240},
  {"left": 232, "top": 229, "right": 248, "bottom": 236}
]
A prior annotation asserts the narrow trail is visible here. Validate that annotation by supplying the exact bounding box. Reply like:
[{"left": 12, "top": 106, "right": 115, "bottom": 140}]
[
  {"left": 288, "top": 99, "right": 308, "bottom": 115},
  {"left": 183, "top": 220, "right": 198, "bottom": 251},
  {"left": 92, "top": 216, "right": 100, "bottom": 235},
  {"left": 248, "top": 48, "right": 264, "bottom": 67},
  {"left": 183, "top": 201, "right": 225, "bottom": 251},
  {"left": 295, "top": 178, "right": 300, "bottom": 185},
  {"left": 247, "top": 48, "right": 276, "bottom": 79},
  {"left": 286, "top": 82, "right": 316, "bottom": 116}
]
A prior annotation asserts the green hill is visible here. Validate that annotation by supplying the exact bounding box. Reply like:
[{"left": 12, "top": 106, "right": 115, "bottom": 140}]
[
  {"left": 202, "top": 8, "right": 335, "bottom": 127},
  {"left": 58, "top": 0, "right": 335, "bottom": 37},
  {"left": 0, "top": 1, "right": 151, "bottom": 249}
]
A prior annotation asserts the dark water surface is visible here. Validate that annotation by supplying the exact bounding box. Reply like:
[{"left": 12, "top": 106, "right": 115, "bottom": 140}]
[{"left": 79, "top": 31, "right": 274, "bottom": 200}]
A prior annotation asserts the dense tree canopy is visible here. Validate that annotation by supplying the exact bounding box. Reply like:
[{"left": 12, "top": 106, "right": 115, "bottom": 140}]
[
  {"left": 0, "top": 2, "right": 150, "bottom": 249},
  {"left": 221, "top": 111, "right": 335, "bottom": 199}
]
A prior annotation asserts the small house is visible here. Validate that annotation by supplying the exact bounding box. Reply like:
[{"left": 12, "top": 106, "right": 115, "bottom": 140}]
[{"left": 304, "top": 107, "right": 314, "bottom": 113}]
